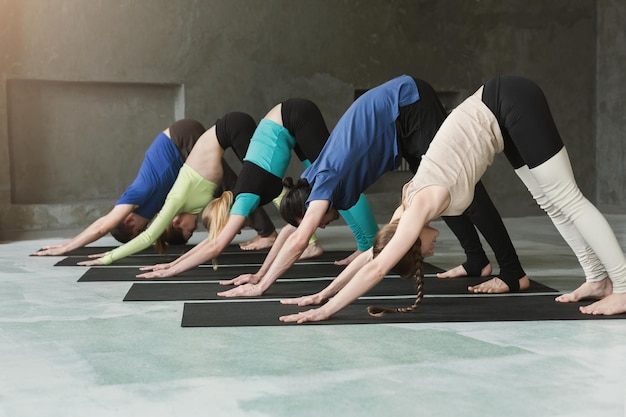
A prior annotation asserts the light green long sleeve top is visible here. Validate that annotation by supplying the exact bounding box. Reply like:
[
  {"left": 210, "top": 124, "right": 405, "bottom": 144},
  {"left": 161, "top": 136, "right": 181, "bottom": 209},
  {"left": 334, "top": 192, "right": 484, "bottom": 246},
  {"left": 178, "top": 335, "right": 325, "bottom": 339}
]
[{"left": 100, "top": 164, "right": 217, "bottom": 265}]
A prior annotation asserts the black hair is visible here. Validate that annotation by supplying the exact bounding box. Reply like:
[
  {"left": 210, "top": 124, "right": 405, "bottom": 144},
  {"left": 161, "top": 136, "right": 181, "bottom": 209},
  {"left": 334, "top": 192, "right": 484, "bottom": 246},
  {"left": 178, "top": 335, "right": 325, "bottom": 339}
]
[{"left": 279, "top": 177, "right": 312, "bottom": 227}]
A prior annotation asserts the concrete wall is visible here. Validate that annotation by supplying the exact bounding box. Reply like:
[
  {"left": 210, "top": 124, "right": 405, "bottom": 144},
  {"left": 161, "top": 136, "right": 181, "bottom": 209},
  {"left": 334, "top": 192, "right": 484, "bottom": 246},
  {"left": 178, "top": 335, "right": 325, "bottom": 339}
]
[
  {"left": 0, "top": 0, "right": 619, "bottom": 239},
  {"left": 596, "top": 0, "right": 626, "bottom": 212}
]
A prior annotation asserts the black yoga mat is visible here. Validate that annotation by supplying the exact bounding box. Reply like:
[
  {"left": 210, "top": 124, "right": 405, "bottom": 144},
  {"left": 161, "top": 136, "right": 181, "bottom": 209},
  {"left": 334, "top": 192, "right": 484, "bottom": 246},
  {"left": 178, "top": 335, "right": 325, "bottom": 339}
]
[
  {"left": 79, "top": 263, "right": 347, "bottom": 282},
  {"left": 181, "top": 295, "right": 626, "bottom": 327},
  {"left": 123, "top": 277, "right": 556, "bottom": 301},
  {"left": 77, "top": 262, "right": 444, "bottom": 282},
  {"left": 57, "top": 254, "right": 180, "bottom": 267},
  {"left": 41, "top": 243, "right": 266, "bottom": 257},
  {"left": 55, "top": 250, "right": 357, "bottom": 267},
  {"left": 36, "top": 245, "right": 192, "bottom": 257}
]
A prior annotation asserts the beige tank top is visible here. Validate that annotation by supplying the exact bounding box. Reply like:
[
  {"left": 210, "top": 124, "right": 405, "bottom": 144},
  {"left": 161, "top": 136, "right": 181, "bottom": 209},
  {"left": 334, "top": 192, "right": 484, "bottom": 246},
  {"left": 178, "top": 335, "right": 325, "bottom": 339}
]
[{"left": 402, "top": 87, "right": 504, "bottom": 216}]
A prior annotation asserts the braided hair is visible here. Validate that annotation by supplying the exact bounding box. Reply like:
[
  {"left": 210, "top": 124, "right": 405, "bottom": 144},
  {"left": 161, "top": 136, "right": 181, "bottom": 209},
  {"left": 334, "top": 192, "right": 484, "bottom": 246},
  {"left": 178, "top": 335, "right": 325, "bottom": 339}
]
[{"left": 367, "top": 220, "right": 425, "bottom": 317}]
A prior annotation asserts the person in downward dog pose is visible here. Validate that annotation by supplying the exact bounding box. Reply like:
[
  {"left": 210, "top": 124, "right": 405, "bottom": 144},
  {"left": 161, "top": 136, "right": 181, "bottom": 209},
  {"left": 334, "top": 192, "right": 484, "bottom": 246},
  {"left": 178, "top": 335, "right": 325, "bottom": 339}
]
[
  {"left": 32, "top": 119, "right": 207, "bottom": 256},
  {"left": 219, "top": 74, "right": 529, "bottom": 299},
  {"left": 137, "top": 98, "right": 378, "bottom": 278},
  {"left": 279, "top": 75, "right": 626, "bottom": 323},
  {"left": 77, "top": 112, "right": 278, "bottom": 266}
]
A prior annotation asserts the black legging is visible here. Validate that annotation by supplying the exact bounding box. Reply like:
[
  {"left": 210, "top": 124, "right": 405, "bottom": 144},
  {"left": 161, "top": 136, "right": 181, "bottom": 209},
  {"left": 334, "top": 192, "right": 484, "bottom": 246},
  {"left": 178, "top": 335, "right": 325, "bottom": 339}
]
[
  {"left": 398, "top": 77, "right": 526, "bottom": 290},
  {"left": 232, "top": 98, "right": 331, "bottom": 208},
  {"left": 281, "top": 98, "right": 330, "bottom": 162},
  {"left": 482, "top": 75, "right": 564, "bottom": 169}
]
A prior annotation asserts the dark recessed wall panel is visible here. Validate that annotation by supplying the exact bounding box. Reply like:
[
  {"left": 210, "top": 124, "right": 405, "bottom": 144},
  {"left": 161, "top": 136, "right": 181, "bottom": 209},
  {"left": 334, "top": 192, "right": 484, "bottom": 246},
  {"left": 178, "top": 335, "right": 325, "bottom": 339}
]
[{"left": 7, "top": 80, "right": 181, "bottom": 204}]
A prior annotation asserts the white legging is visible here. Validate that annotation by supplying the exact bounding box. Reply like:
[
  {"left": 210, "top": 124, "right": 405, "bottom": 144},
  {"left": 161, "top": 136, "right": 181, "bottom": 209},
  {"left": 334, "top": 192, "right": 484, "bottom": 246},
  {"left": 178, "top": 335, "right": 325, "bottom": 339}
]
[{"left": 514, "top": 147, "right": 626, "bottom": 293}]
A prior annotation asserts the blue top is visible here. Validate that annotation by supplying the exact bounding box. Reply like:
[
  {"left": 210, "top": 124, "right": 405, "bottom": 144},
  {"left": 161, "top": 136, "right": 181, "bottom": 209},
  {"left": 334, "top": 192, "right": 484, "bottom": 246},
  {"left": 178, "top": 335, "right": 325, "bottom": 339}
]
[
  {"left": 116, "top": 132, "right": 183, "bottom": 218},
  {"left": 302, "top": 75, "right": 420, "bottom": 210}
]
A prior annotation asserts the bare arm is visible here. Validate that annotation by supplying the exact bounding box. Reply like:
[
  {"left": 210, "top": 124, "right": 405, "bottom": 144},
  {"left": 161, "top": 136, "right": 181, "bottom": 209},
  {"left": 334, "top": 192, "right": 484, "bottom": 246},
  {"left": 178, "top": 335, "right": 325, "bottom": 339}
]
[
  {"left": 137, "top": 215, "right": 247, "bottom": 278},
  {"left": 218, "top": 200, "right": 329, "bottom": 297},
  {"left": 280, "top": 186, "right": 450, "bottom": 323},
  {"left": 280, "top": 248, "right": 373, "bottom": 306},
  {"left": 32, "top": 204, "right": 135, "bottom": 256}
]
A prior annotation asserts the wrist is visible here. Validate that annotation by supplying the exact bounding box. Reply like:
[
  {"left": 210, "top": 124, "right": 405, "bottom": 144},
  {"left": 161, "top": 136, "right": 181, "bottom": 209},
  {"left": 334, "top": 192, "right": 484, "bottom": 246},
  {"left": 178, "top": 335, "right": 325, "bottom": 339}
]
[
  {"left": 318, "top": 289, "right": 332, "bottom": 301},
  {"left": 100, "top": 253, "right": 114, "bottom": 265},
  {"left": 256, "top": 276, "right": 272, "bottom": 293},
  {"left": 320, "top": 299, "right": 341, "bottom": 319}
]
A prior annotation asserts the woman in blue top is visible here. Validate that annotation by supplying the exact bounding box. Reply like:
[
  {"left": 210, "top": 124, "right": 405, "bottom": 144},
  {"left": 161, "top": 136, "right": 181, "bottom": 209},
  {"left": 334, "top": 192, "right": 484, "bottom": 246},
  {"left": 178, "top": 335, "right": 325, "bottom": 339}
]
[
  {"left": 219, "top": 75, "right": 528, "bottom": 298},
  {"left": 32, "top": 119, "right": 206, "bottom": 256},
  {"left": 138, "top": 99, "right": 379, "bottom": 278}
]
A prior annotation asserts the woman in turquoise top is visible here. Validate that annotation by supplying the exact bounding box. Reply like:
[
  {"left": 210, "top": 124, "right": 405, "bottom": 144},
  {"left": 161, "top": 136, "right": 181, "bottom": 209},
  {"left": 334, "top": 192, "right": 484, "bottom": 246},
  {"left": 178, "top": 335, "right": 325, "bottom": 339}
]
[
  {"left": 137, "top": 98, "right": 379, "bottom": 279},
  {"left": 78, "top": 112, "right": 275, "bottom": 266}
]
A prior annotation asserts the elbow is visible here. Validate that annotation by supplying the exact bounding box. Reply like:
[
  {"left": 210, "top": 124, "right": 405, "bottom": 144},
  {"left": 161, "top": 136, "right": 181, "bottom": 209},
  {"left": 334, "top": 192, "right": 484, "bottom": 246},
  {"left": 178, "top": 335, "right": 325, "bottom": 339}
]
[
  {"left": 209, "top": 238, "right": 229, "bottom": 258},
  {"left": 291, "top": 232, "right": 312, "bottom": 253},
  {"left": 94, "top": 224, "right": 113, "bottom": 238},
  {"left": 91, "top": 225, "right": 112, "bottom": 239},
  {"left": 369, "top": 262, "right": 389, "bottom": 284}
]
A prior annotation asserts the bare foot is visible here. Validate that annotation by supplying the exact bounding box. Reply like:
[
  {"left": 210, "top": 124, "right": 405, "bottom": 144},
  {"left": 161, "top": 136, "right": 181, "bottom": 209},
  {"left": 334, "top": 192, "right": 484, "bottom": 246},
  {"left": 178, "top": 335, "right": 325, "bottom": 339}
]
[
  {"left": 579, "top": 293, "right": 626, "bottom": 315},
  {"left": 239, "top": 231, "right": 278, "bottom": 251},
  {"left": 334, "top": 250, "right": 362, "bottom": 266},
  {"left": 468, "top": 275, "right": 530, "bottom": 294},
  {"left": 555, "top": 278, "right": 612, "bottom": 303},
  {"left": 299, "top": 241, "right": 324, "bottom": 260},
  {"left": 437, "top": 263, "right": 492, "bottom": 278}
]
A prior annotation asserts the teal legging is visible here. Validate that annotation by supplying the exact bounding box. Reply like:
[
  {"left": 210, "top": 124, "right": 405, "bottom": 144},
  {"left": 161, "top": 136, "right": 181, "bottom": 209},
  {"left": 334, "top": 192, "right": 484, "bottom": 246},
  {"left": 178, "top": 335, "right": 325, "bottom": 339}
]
[{"left": 339, "top": 193, "right": 379, "bottom": 251}]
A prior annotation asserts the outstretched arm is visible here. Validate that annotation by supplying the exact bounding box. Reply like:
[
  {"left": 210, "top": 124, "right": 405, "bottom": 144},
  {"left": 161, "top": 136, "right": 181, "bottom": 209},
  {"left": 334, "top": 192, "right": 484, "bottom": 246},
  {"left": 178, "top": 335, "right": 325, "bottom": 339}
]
[
  {"left": 32, "top": 204, "right": 135, "bottom": 256},
  {"left": 137, "top": 215, "right": 247, "bottom": 278},
  {"left": 217, "top": 199, "right": 329, "bottom": 297},
  {"left": 77, "top": 205, "right": 174, "bottom": 266},
  {"left": 280, "top": 185, "right": 449, "bottom": 323}
]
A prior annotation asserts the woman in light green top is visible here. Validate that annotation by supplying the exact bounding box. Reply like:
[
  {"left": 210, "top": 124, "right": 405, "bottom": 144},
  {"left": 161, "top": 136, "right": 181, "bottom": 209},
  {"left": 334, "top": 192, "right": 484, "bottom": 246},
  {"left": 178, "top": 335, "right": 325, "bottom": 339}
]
[{"left": 78, "top": 116, "right": 238, "bottom": 266}]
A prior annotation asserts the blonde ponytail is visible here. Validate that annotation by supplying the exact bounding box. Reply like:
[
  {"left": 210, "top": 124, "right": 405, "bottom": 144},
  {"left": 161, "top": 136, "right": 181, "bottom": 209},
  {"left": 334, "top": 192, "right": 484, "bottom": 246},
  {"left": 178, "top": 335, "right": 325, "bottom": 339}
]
[{"left": 202, "top": 191, "right": 235, "bottom": 270}]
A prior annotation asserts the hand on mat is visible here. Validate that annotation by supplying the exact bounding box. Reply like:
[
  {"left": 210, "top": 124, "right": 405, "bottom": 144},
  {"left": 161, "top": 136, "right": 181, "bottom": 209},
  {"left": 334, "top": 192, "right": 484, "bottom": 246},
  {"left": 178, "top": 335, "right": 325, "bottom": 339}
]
[
  {"left": 139, "top": 263, "right": 171, "bottom": 272},
  {"left": 77, "top": 258, "right": 104, "bottom": 266},
  {"left": 217, "top": 283, "right": 263, "bottom": 297},
  {"left": 136, "top": 268, "right": 174, "bottom": 279},
  {"left": 219, "top": 273, "right": 261, "bottom": 286},
  {"left": 333, "top": 249, "right": 362, "bottom": 266},
  {"left": 280, "top": 293, "right": 325, "bottom": 306},
  {"left": 279, "top": 307, "right": 329, "bottom": 323},
  {"left": 32, "top": 244, "right": 67, "bottom": 256}
]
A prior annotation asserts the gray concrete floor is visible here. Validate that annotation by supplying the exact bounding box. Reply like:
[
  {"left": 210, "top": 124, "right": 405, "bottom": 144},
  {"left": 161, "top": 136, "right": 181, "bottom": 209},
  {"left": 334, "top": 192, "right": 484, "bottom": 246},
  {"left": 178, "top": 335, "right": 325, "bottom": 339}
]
[{"left": 1, "top": 215, "right": 626, "bottom": 417}]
